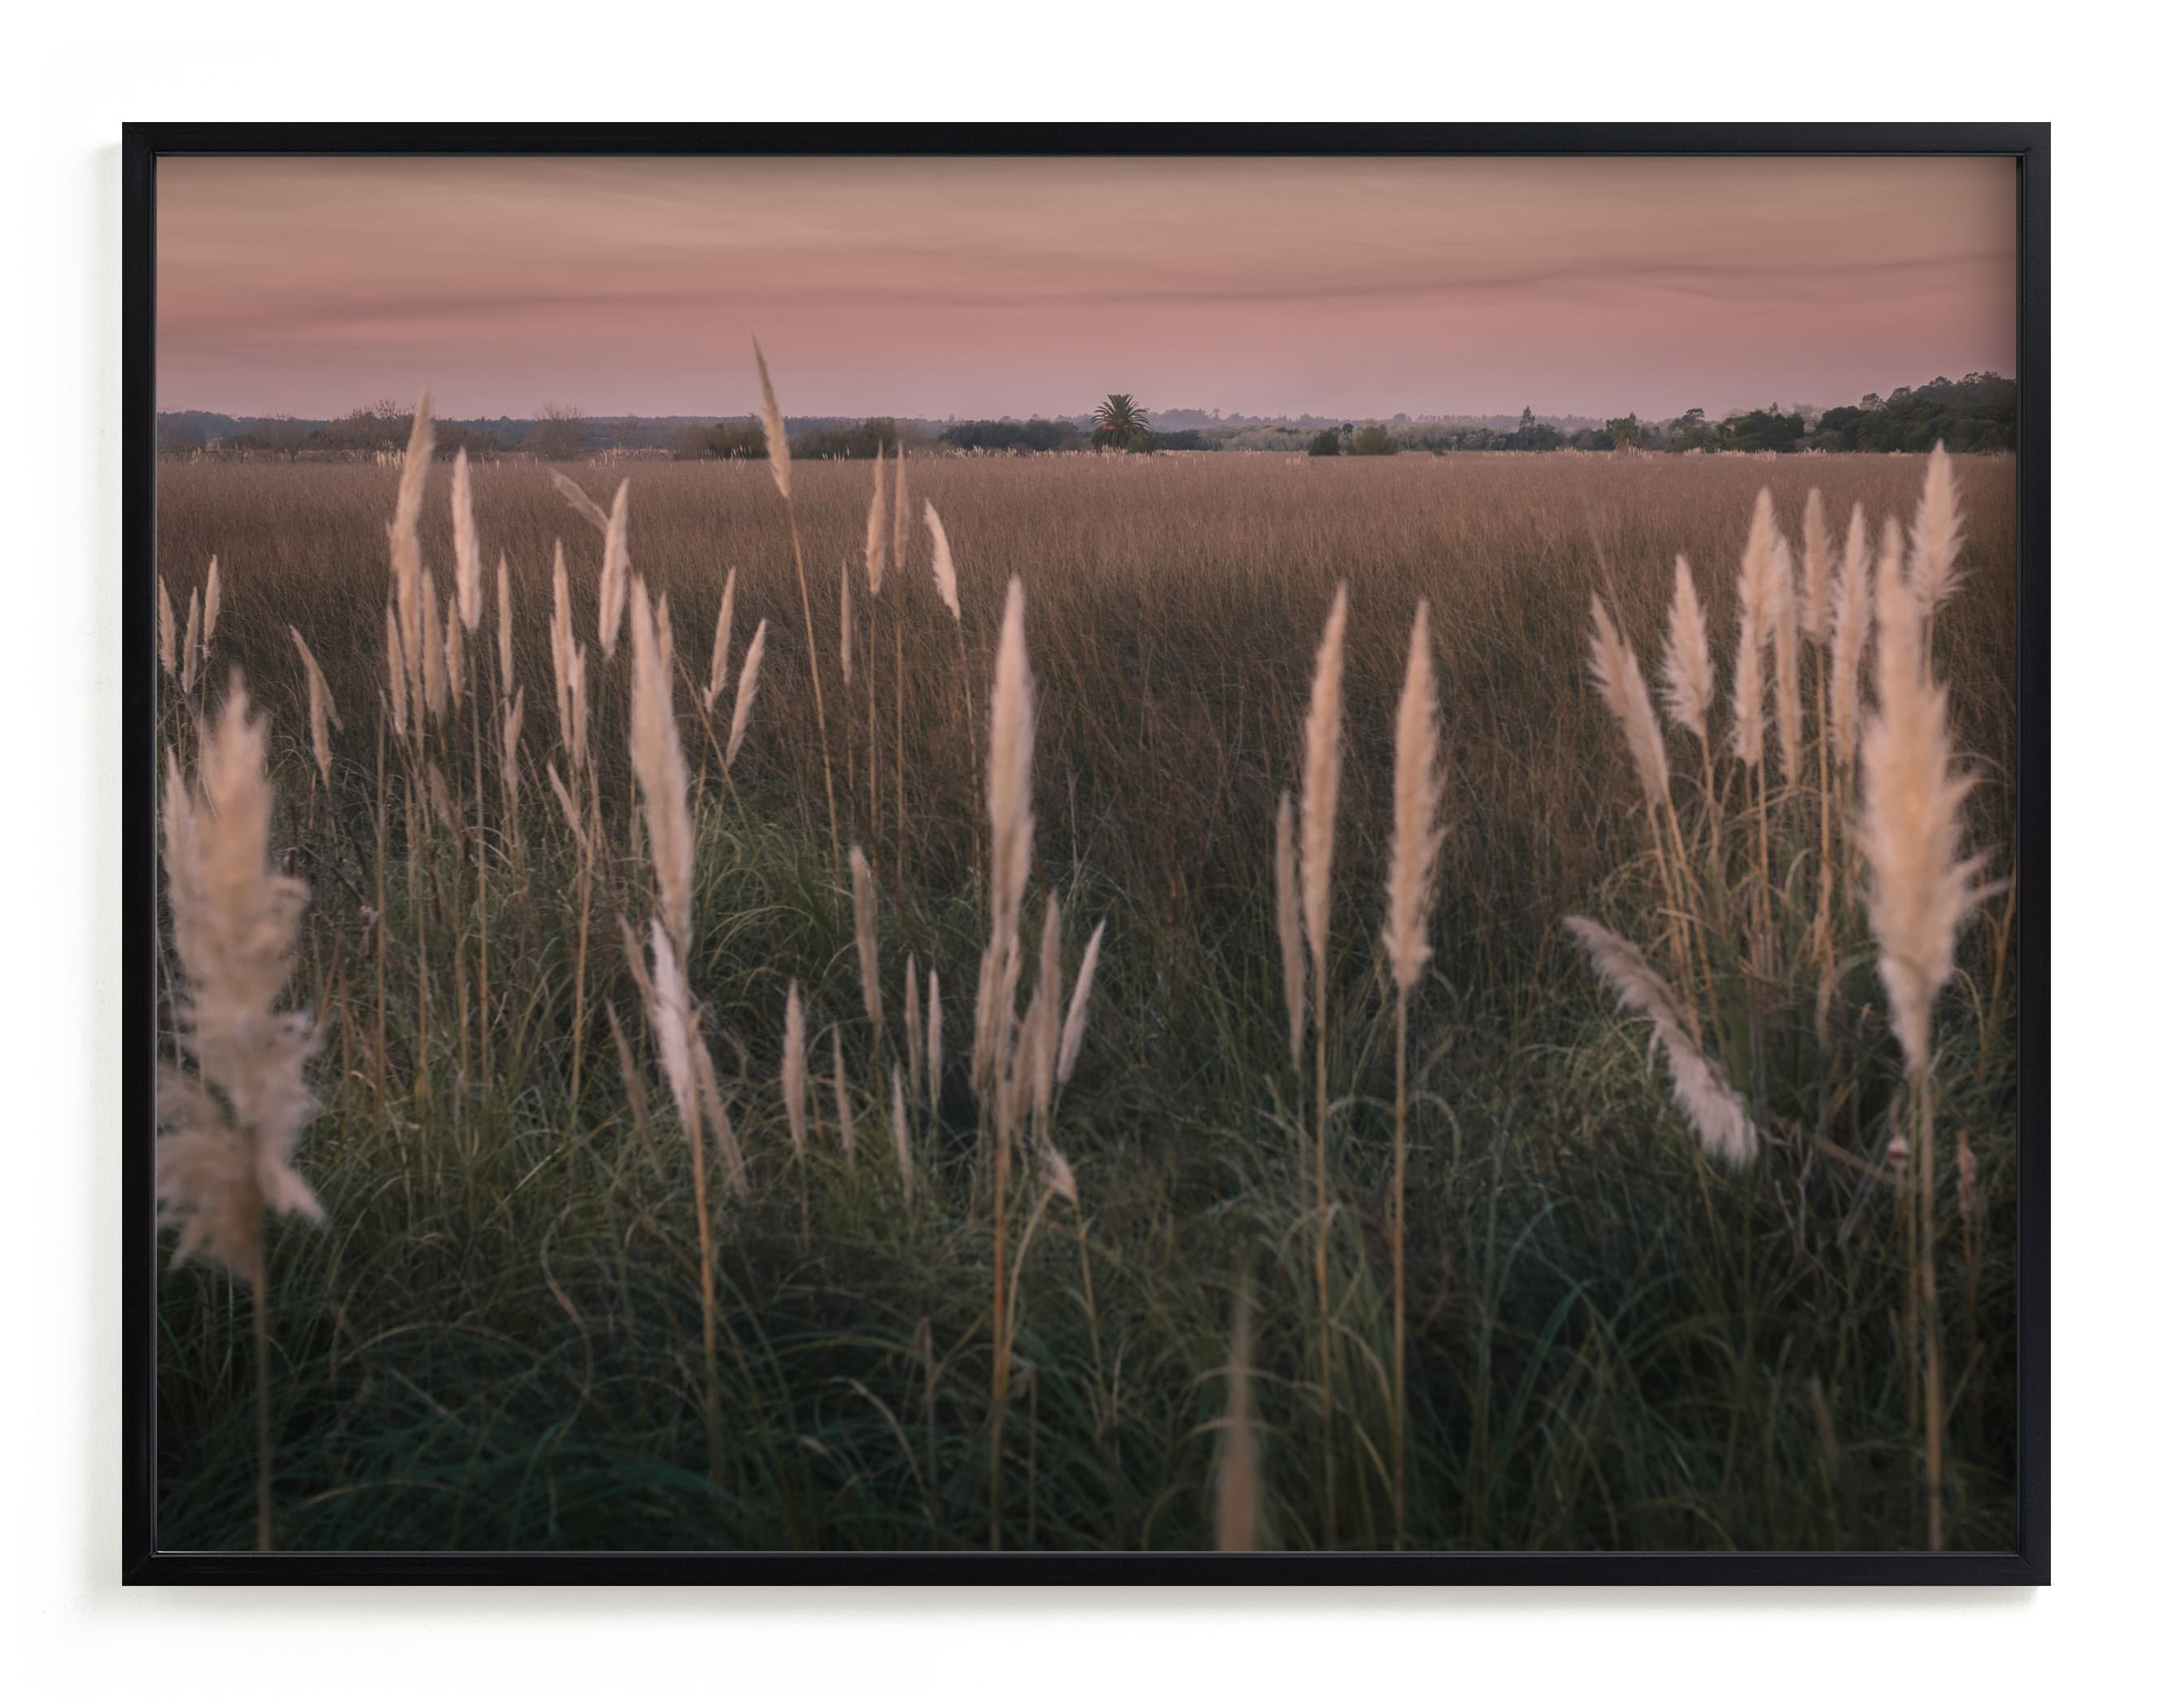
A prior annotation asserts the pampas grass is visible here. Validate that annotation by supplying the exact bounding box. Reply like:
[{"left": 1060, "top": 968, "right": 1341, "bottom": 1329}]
[
  {"left": 1297, "top": 579, "right": 1347, "bottom": 1545},
  {"left": 924, "top": 499, "right": 962, "bottom": 622},
  {"left": 548, "top": 467, "right": 611, "bottom": 534},
  {"left": 926, "top": 966, "right": 943, "bottom": 1118},
  {"left": 832, "top": 1030, "right": 857, "bottom": 1163},
  {"left": 1730, "top": 492, "right": 1775, "bottom": 769},
  {"left": 1907, "top": 442, "right": 1963, "bottom": 632},
  {"left": 157, "top": 675, "right": 325, "bottom": 1549},
  {"left": 203, "top": 555, "right": 222, "bottom": 655},
  {"left": 705, "top": 569, "right": 738, "bottom": 715},
  {"left": 889, "top": 1065, "right": 912, "bottom": 1208},
  {"left": 1861, "top": 462, "right": 1988, "bottom": 1550},
  {"left": 1587, "top": 595, "right": 1670, "bottom": 813},
  {"left": 289, "top": 626, "right": 341, "bottom": 786},
  {"left": 1058, "top": 918, "right": 1106, "bottom": 1084},
  {"left": 452, "top": 449, "right": 483, "bottom": 631},
  {"left": 1830, "top": 504, "right": 1874, "bottom": 763},
  {"left": 753, "top": 340, "right": 838, "bottom": 861},
  {"left": 181, "top": 587, "right": 202, "bottom": 696},
  {"left": 851, "top": 844, "right": 884, "bottom": 1036},
  {"left": 1274, "top": 790, "right": 1305, "bottom": 1072},
  {"left": 1564, "top": 916, "right": 1756, "bottom": 1168},
  {"left": 599, "top": 479, "right": 631, "bottom": 661},
  {"left": 159, "top": 576, "right": 177, "bottom": 678},
  {"left": 1661, "top": 555, "right": 1714, "bottom": 748},
  {"left": 1382, "top": 597, "right": 1443, "bottom": 1546},
  {"left": 726, "top": 619, "right": 768, "bottom": 771},
  {"left": 783, "top": 981, "right": 808, "bottom": 1161}
]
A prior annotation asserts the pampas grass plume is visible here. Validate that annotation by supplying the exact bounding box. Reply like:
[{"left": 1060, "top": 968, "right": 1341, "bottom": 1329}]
[
  {"left": 159, "top": 576, "right": 177, "bottom": 678},
  {"left": 1861, "top": 512, "right": 1984, "bottom": 1078},
  {"left": 783, "top": 981, "right": 807, "bottom": 1161},
  {"left": 1830, "top": 503, "right": 1874, "bottom": 758},
  {"left": 1660, "top": 555, "right": 1714, "bottom": 743},
  {"left": 1565, "top": 915, "right": 1756, "bottom": 1167},
  {"left": 629, "top": 582, "right": 695, "bottom": 949},
  {"left": 988, "top": 577, "right": 1036, "bottom": 956},
  {"left": 157, "top": 677, "right": 325, "bottom": 1278},
  {"left": 704, "top": 569, "right": 738, "bottom": 714},
  {"left": 1907, "top": 442, "right": 1964, "bottom": 622},
  {"left": 851, "top": 845, "right": 884, "bottom": 1034},
  {"left": 1299, "top": 583, "right": 1349, "bottom": 974},
  {"left": 1588, "top": 595, "right": 1669, "bottom": 810},
  {"left": 495, "top": 552, "right": 514, "bottom": 692},
  {"left": 927, "top": 966, "right": 943, "bottom": 1115},
  {"left": 1384, "top": 600, "right": 1443, "bottom": 991},
  {"left": 1274, "top": 790, "right": 1305, "bottom": 1069},
  {"left": 832, "top": 1029, "right": 857, "bottom": 1162},
  {"left": 598, "top": 478, "right": 631, "bottom": 661},
  {"left": 865, "top": 442, "right": 889, "bottom": 594},
  {"left": 924, "top": 501, "right": 962, "bottom": 622},
  {"left": 726, "top": 618, "right": 767, "bottom": 769},
  {"left": 754, "top": 340, "right": 792, "bottom": 501},
  {"left": 548, "top": 468, "right": 610, "bottom": 535},
  {"left": 452, "top": 448, "right": 483, "bottom": 630},
  {"left": 1730, "top": 490, "right": 1775, "bottom": 768},
  {"left": 889, "top": 1065, "right": 911, "bottom": 1205},
  {"left": 289, "top": 626, "right": 342, "bottom": 785},
  {"left": 1058, "top": 918, "right": 1106, "bottom": 1084}
]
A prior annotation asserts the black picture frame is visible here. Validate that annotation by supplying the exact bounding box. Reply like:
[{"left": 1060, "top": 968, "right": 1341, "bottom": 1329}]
[{"left": 121, "top": 120, "right": 2049, "bottom": 1587}]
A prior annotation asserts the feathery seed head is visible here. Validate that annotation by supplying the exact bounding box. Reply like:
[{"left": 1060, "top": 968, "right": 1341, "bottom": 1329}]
[
  {"left": 725, "top": 617, "right": 767, "bottom": 769},
  {"left": 1907, "top": 442, "right": 1964, "bottom": 622},
  {"left": 783, "top": 981, "right": 807, "bottom": 1160},
  {"left": 1565, "top": 916, "right": 1757, "bottom": 1167},
  {"left": 988, "top": 577, "right": 1036, "bottom": 959},
  {"left": 1588, "top": 595, "right": 1671, "bottom": 811},
  {"left": 1273, "top": 790, "right": 1305, "bottom": 1069},
  {"left": 157, "top": 678, "right": 325, "bottom": 1279},
  {"left": 1385, "top": 600, "right": 1445, "bottom": 992},
  {"left": 1829, "top": 503, "right": 1874, "bottom": 759},
  {"left": 704, "top": 568, "right": 738, "bottom": 714},
  {"left": 1298, "top": 583, "right": 1350, "bottom": 973},
  {"left": 451, "top": 447, "right": 483, "bottom": 630},
  {"left": 1058, "top": 918, "right": 1106, "bottom": 1084},
  {"left": 865, "top": 442, "right": 889, "bottom": 594},
  {"left": 598, "top": 478, "right": 631, "bottom": 660},
  {"left": 1660, "top": 554, "right": 1714, "bottom": 743},
  {"left": 851, "top": 845, "right": 884, "bottom": 1034},
  {"left": 628, "top": 582, "right": 695, "bottom": 950},
  {"left": 1861, "top": 508, "right": 1984, "bottom": 1080},
  {"left": 924, "top": 500, "right": 962, "bottom": 622},
  {"left": 754, "top": 340, "right": 792, "bottom": 501}
]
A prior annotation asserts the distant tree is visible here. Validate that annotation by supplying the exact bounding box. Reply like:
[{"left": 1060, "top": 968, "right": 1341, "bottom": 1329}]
[
  {"left": 677, "top": 418, "right": 768, "bottom": 460},
  {"left": 792, "top": 418, "right": 901, "bottom": 460},
  {"left": 940, "top": 419, "right": 1082, "bottom": 454},
  {"left": 263, "top": 412, "right": 308, "bottom": 461},
  {"left": 1605, "top": 413, "right": 1643, "bottom": 451},
  {"left": 1307, "top": 428, "right": 1342, "bottom": 456},
  {"left": 530, "top": 403, "right": 588, "bottom": 460},
  {"left": 1350, "top": 424, "right": 1398, "bottom": 455},
  {"left": 616, "top": 414, "right": 641, "bottom": 450},
  {"left": 1091, "top": 394, "right": 1149, "bottom": 449}
]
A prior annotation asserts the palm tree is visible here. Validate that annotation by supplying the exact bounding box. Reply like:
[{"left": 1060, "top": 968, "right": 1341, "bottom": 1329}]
[{"left": 1091, "top": 394, "right": 1149, "bottom": 450}]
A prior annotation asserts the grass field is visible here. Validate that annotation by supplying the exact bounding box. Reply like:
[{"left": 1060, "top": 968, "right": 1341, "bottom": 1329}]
[{"left": 152, "top": 442, "right": 2019, "bottom": 1553}]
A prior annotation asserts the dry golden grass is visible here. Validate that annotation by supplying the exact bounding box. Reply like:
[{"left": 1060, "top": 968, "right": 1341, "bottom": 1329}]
[{"left": 152, "top": 442, "right": 2019, "bottom": 1554}]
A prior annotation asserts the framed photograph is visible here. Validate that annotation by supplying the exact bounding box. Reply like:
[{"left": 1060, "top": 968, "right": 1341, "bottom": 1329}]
[{"left": 124, "top": 123, "right": 2046, "bottom": 1584}]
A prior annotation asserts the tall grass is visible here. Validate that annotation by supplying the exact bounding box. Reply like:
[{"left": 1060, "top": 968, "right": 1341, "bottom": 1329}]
[{"left": 152, "top": 433, "right": 2019, "bottom": 1552}]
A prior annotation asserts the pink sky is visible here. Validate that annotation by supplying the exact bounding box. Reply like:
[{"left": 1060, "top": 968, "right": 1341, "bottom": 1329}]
[{"left": 158, "top": 155, "right": 2016, "bottom": 422}]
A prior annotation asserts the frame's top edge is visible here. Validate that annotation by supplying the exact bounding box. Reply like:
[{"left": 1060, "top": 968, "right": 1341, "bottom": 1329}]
[{"left": 120, "top": 120, "right": 2050, "bottom": 159}]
